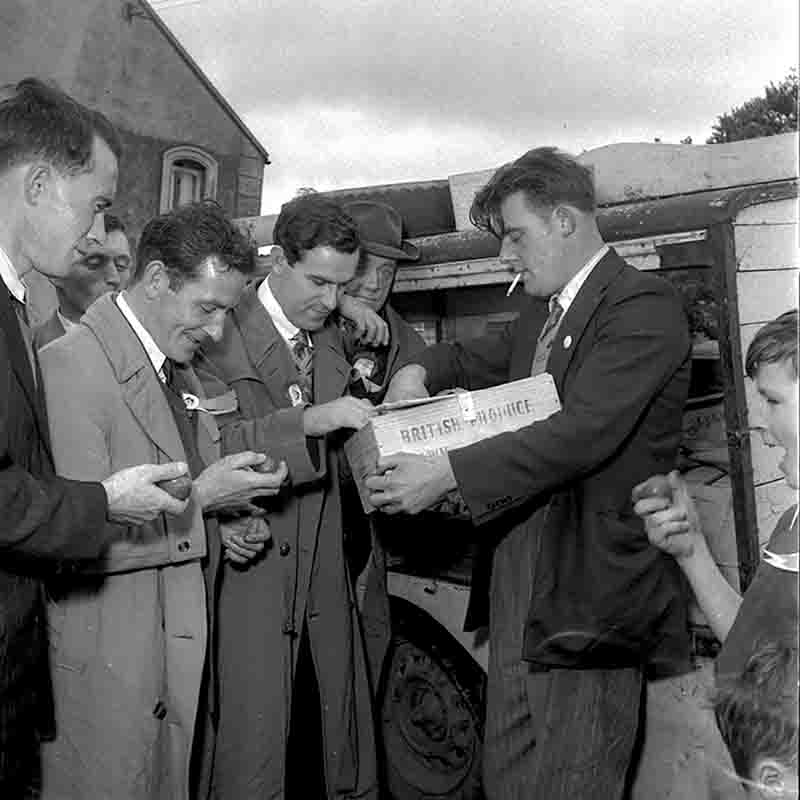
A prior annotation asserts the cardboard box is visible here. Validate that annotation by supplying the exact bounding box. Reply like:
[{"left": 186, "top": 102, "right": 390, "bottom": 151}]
[{"left": 345, "top": 373, "right": 562, "bottom": 512}]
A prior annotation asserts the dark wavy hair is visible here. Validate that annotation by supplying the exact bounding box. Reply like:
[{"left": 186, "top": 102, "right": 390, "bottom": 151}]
[
  {"left": 746, "top": 309, "right": 798, "bottom": 380},
  {"left": 133, "top": 201, "right": 255, "bottom": 288},
  {"left": 0, "top": 77, "right": 121, "bottom": 175},
  {"left": 470, "top": 147, "right": 595, "bottom": 239},
  {"left": 273, "top": 191, "right": 360, "bottom": 266}
]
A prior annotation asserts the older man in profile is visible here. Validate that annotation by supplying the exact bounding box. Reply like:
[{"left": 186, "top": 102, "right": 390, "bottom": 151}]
[
  {"left": 33, "top": 212, "right": 132, "bottom": 349},
  {"left": 0, "top": 77, "right": 189, "bottom": 796}
]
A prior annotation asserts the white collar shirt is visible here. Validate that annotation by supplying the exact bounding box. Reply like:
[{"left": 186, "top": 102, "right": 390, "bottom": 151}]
[
  {"left": 550, "top": 245, "right": 609, "bottom": 315},
  {"left": 116, "top": 292, "right": 168, "bottom": 382},
  {"left": 57, "top": 310, "right": 78, "bottom": 331},
  {"left": 0, "top": 245, "right": 27, "bottom": 305},
  {"left": 257, "top": 275, "right": 311, "bottom": 348}
]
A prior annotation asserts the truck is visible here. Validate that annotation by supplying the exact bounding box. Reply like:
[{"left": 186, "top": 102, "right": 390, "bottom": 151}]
[{"left": 236, "top": 132, "right": 799, "bottom": 800}]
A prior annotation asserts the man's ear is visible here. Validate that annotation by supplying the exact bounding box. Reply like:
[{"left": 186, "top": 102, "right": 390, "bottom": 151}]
[
  {"left": 141, "top": 260, "right": 171, "bottom": 298},
  {"left": 752, "top": 757, "right": 789, "bottom": 797},
  {"left": 23, "top": 163, "right": 53, "bottom": 207},
  {"left": 553, "top": 205, "right": 577, "bottom": 237},
  {"left": 270, "top": 245, "right": 289, "bottom": 274}
]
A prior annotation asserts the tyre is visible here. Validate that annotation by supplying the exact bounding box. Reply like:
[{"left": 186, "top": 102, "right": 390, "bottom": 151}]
[{"left": 379, "top": 598, "right": 486, "bottom": 799}]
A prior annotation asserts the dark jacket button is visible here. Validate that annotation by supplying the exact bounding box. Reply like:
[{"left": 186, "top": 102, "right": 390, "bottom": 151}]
[{"left": 279, "top": 542, "right": 291, "bottom": 557}]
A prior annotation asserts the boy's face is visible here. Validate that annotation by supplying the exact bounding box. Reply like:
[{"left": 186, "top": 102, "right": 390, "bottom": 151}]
[{"left": 753, "top": 360, "right": 799, "bottom": 489}]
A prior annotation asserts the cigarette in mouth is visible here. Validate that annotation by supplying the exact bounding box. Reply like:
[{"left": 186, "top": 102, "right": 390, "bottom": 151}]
[{"left": 506, "top": 273, "right": 522, "bottom": 297}]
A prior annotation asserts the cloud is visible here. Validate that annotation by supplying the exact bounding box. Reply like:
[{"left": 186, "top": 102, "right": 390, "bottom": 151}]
[{"left": 154, "top": 0, "right": 798, "bottom": 213}]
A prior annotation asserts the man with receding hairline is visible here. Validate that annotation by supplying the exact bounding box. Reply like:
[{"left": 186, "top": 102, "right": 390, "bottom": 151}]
[
  {"left": 0, "top": 77, "right": 190, "bottom": 795},
  {"left": 33, "top": 213, "right": 132, "bottom": 349}
]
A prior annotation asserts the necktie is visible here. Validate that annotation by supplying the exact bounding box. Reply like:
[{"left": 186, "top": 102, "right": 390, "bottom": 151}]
[
  {"left": 12, "top": 296, "right": 38, "bottom": 387},
  {"left": 161, "top": 359, "right": 205, "bottom": 478},
  {"left": 290, "top": 331, "right": 314, "bottom": 404},
  {"left": 530, "top": 298, "right": 564, "bottom": 376}
]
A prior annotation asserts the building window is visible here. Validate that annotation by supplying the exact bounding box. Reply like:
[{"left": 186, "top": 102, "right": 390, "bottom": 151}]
[{"left": 160, "top": 146, "right": 218, "bottom": 212}]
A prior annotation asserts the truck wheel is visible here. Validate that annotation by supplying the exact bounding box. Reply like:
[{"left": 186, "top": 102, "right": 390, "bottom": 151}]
[{"left": 379, "top": 598, "right": 486, "bottom": 799}]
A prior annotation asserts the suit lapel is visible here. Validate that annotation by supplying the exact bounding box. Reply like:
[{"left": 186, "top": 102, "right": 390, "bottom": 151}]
[
  {"left": 546, "top": 249, "right": 626, "bottom": 388},
  {"left": 311, "top": 323, "right": 352, "bottom": 404},
  {"left": 235, "top": 286, "right": 299, "bottom": 408},
  {"left": 82, "top": 295, "right": 186, "bottom": 463},
  {"left": 0, "top": 284, "right": 53, "bottom": 455},
  {"left": 0, "top": 284, "right": 38, "bottom": 410}
]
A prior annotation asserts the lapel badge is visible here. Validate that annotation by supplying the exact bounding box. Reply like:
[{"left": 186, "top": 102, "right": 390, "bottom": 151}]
[
  {"left": 563, "top": 335, "right": 572, "bottom": 349},
  {"left": 288, "top": 383, "right": 305, "bottom": 407},
  {"left": 181, "top": 391, "right": 200, "bottom": 411}
]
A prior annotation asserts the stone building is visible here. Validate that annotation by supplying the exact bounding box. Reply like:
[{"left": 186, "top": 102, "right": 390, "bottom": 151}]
[{"left": 1, "top": 0, "right": 269, "bottom": 322}]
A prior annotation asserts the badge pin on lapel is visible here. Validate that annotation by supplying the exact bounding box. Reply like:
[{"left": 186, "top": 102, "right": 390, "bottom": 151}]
[
  {"left": 563, "top": 335, "right": 572, "bottom": 349},
  {"left": 288, "top": 383, "right": 305, "bottom": 407}
]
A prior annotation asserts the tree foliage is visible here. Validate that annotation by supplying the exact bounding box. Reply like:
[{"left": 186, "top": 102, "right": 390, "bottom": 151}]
[{"left": 707, "top": 70, "right": 798, "bottom": 144}]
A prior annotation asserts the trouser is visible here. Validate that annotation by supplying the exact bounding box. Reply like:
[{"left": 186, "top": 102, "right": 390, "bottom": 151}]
[{"left": 482, "top": 518, "right": 643, "bottom": 800}]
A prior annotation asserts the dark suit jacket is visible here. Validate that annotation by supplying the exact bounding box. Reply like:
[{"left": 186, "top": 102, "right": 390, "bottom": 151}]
[
  {"left": 418, "top": 249, "right": 692, "bottom": 676},
  {"left": 0, "top": 283, "right": 108, "bottom": 788}
]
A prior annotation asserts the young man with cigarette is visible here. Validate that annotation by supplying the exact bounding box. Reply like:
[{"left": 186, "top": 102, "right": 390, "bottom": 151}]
[{"left": 367, "top": 147, "right": 692, "bottom": 800}]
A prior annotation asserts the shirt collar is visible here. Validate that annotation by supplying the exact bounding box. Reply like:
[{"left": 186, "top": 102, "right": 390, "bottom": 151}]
[
  {"left": 57, "top": 309, "right": 78, "bottom": 331},
  {"left": 0, "top": 245, "right": 27, "bottom": 305},
  {"left": 551, "top": 245, "right": 609, "bottom": 314},
  {"left": 257, "top": 276, "right": 311, "bottom": 348},
  {"left": 115, "top": 292, "right": 168, "bottom": 381}
]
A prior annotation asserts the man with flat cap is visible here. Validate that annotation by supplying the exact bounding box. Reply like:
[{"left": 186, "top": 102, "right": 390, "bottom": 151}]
[
  {"left": 336, "top": 201, "right": 428, "bottom": 699},
  {"left": 339, "top": 200, "right": 426, "bottom": 404}
]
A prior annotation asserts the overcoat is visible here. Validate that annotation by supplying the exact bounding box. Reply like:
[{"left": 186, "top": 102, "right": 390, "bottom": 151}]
[
  {"left": 31, "top": 309, "right": 67, "bottom": 351},
  {"left": 37, "top": 294, "right": 221, "bottom": 800},
  {"left": 195, "top": 281, "right": 378, "bottom": 799},
  {"left": 418, "top": 249, "right": 693, "bottom": 674},
  {"left": 0, "top": 282, "right": 108, "bottom": 793}
]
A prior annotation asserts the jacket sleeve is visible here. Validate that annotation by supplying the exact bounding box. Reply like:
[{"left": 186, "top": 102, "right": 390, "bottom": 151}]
[
  {"left": 36, "top": 337, "right": 167, "bottom": 572},
  {"left": 450, "top": 284, "right": 690, "bottom": 524},
  {"left": 0, "top": 331, "right": 110, "bottom": 562},
  {"left": 194, "top": 360, "right": 325, "bottom": 487},
  {"left": 412, "top": 315, "right": 519, "bottom": 395}
]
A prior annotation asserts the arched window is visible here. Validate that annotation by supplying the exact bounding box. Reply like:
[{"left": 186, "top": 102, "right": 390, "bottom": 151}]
[{"left": 160, "top": 146, "right": 218, "bottom": 212}]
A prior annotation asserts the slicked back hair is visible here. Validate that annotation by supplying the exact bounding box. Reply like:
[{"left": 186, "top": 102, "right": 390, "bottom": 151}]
[
  {"left": 273, "top": 192, "right": 360, "bottom": 266},
  {"left": 132, "top": 201, "right": 255, "bottom": 289},
  {"left": 745, "top": 309, "right": 798, "bottom": 380},
  {"left": 0, "top": 77, "right": 121, "bottom": 176},
  {"left": 470, "top": 147, "right": 596, "bottom": 239}
]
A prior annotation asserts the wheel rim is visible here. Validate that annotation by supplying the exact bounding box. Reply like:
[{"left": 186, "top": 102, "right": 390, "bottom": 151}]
[{"left": 382, "top": 640, "right": 479, "bottom": 795}]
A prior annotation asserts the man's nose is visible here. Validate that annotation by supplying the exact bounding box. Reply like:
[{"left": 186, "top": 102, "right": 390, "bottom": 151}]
[
  {"left": 321, "top": 283, "right": 338, "bottom": 310},
  {"left": 105, "top": 261, "right": 121, "bottom": 289},
  {"left": 86, "top": 213, "right": 106, "bottom": 244}
]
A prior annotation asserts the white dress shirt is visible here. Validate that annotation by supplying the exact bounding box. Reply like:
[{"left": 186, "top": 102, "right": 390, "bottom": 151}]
[
  {"left": 551, "top": 245, "right": 609, "bottom": 315},
  {"left": 116, "top": 293, "right": 168, "bottom": 382},
  {"left": 257, "top": 276, "right": 312, "bottom": 349},
  {"left": 0, "top": 244, "right": 27, "bottom": 305}
]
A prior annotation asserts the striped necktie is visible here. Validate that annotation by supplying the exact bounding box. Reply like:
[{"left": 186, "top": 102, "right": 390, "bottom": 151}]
[
  {"left": 530, "top": 298, "right": 564, "bottom": 376},
  {"left": 290, "top": 330, "right": 314, "bottom": 404}
]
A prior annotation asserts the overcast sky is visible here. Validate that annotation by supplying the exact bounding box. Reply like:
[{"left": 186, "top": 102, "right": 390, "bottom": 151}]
[{"left": 151, "top": 0, "right": 797, "bottom": 214}]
